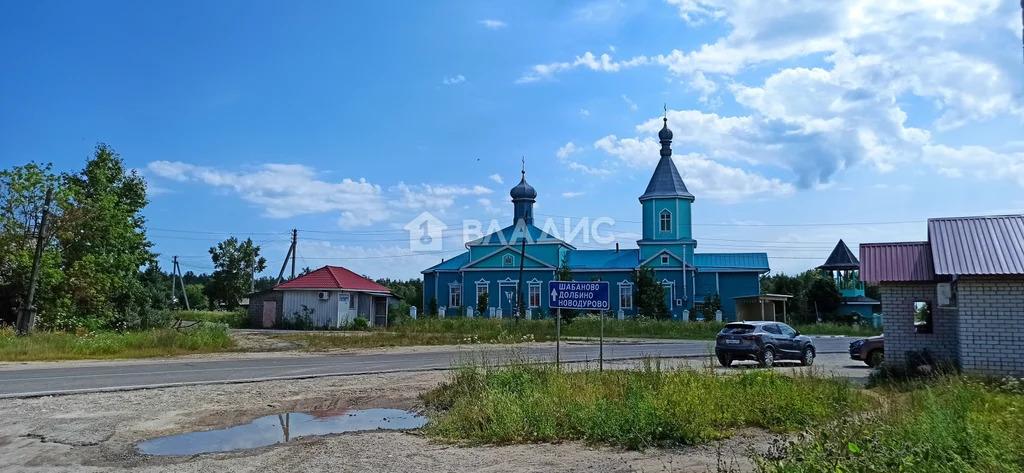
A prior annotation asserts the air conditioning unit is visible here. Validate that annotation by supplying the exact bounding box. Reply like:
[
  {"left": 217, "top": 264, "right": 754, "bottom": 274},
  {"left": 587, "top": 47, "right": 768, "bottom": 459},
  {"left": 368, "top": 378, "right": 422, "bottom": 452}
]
[{"left": 317, "top": 291, "right": 330, "bottom": 300}]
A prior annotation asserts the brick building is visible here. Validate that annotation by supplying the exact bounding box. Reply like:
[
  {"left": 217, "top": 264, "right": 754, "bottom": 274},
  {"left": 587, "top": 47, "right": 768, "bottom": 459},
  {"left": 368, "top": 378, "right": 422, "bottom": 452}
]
[{"left": 860, "top": 215, "right": 1024, "bottom": 376}]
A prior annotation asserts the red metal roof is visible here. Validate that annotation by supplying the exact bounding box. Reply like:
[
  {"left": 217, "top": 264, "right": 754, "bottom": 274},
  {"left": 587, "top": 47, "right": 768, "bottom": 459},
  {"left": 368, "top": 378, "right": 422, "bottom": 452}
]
[
  {"left": 274, "top": 266, "right": 392, "bottom": 293},
  {"left": 928, "top": 215, "right": 1024, "bottom": 276},
  {"left": 859, "top": 242, "right": 935, "bottom": 283}
]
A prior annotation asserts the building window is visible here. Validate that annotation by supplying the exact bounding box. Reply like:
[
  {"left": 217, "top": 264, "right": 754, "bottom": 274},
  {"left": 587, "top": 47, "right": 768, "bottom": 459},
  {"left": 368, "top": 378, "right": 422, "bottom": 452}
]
[
  {"left": 476, "top": 283, "right": 489, "bottom": 306},
  {"left": 660, "top": 210, "right": 672, "bottom": 232},
  {"left": 503, "top": 254, "right": 514, "bottom": 266},
  {"left": 528, "top": 284, "right": 541, "bottom": 308},
  {"left": 619, "top": 284, "right": 633, "bottom": 309},
  {"left": 913, "top": 301, "right": 932, "bottom": 334},
  {"left": 661, "top": 255, "right": 669, "bottom": 265},
  {"left": 449, "top": 284, "right": 462, "bottom": 307}
]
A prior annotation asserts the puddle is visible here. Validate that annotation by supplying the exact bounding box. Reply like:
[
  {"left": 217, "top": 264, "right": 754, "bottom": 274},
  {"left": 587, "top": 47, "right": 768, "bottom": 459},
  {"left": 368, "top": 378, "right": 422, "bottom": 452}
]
[{"left": 137, "top": 408, "right": 426, "bottom": 456}]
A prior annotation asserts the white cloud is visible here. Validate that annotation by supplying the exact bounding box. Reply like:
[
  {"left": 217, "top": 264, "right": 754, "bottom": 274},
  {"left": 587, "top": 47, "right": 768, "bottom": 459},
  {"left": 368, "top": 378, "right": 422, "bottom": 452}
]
[
  {"left": 516, "top": 52, "right": 649, "bottom": 83},
  {"left": 391, "top": 183, "right": 493, "bottom": 212},
  {"left": 146, "top": 161, "right": 389, "bottom": 228},
  {"left": 621, "top": 94, "right": 639, "bottom": 111},
  {"left": 556, "top": 142, "right": 580, "bottom": 159},
  {"left": 579, "top": 108, "right": 591, "bottom": 116},
  {"left": 561, "top": 191, "right": 585, "bottom": 198},
  {"left": 488, "top": 173, "right": 504, "bottom": 184},
  {"left": 593, "top": 135, "right": 795, "bottom": 201},
  {"left": 608, "top": 45, "right": 616, "bottom": 52},
  {"left": 922, "top": 145, "right": 1024, "bottom": 188},
  {"left": 556, "top": 141, "right": 612, "bottom": 175},
  {"left": 442, "top": 74, "right": 466, "bottom": 85},
  {"left": 479, "top": 19, "right": 506, "bottom": 29},
  {"left": 687, "top": 71, "right": 717, "bottom": 102}
]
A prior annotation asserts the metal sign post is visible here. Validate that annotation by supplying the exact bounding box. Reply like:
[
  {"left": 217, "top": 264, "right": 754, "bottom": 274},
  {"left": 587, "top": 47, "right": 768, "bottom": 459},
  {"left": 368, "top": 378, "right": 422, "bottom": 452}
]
[
  {"left": 548, "top": 281, "right": 610, "bottom": 372},
  {"left": 556, "top": 307, "right": 561, "bottom": 369},
  {"left": 599, "top": 309, "right": 604, "bottom": 372}
]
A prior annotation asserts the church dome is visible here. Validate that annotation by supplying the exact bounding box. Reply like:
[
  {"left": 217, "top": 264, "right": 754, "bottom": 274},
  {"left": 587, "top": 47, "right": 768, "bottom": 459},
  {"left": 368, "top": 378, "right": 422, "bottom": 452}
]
[
  {"left": 658, "top": 117, "right": 673, "bottom": 141},
  {"left": 510, "top": 172, "right": 537, "bottom": 200}
]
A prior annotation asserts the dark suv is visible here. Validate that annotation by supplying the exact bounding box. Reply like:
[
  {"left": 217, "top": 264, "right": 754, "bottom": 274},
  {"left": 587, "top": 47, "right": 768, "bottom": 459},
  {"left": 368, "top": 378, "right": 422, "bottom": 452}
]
[{"left": 715, "top": 321, "right": 815, "bottom": 368}]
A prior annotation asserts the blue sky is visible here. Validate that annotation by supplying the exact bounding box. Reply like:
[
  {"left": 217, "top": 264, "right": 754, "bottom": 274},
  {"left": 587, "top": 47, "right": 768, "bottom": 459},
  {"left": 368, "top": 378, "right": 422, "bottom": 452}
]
[{"left": 2, "top": 0, "right": 1023, "bottom": 279}]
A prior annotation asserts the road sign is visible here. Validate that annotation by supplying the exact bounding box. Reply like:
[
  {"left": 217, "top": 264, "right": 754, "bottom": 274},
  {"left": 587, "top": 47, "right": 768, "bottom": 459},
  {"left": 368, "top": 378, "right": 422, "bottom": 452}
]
[{"left": 548, "top": 281, "right": 610, "bottom": 310}]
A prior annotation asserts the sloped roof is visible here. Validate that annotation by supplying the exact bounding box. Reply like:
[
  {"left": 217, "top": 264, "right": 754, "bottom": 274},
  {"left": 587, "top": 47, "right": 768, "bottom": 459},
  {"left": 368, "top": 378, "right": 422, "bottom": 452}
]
[
  {"left": 565, "top": 249, "right": 640, "bottom": 270},
  {"left": 275, "top": 266, "right": 392, "bottom": 293},
  {"left": 422, "top": 252, "right": 471, "bottom": 273},
  {"left": 692, "top": 253, "right": 770, "bottom": 272},
  {"left": 928, "top": 215, "right": 1024, "bottom": 276},
  {"left": 859, "top": 242, "right": 935, "bottom": 283},
  {"left": 818, "top": 239, "right": 860, "bottom": 270},
  {"left": 466, "top": 223, "right": 572, "bottom": 247},
  {"left": 638, "top": 155, "right": 695, "bottom": 201}
]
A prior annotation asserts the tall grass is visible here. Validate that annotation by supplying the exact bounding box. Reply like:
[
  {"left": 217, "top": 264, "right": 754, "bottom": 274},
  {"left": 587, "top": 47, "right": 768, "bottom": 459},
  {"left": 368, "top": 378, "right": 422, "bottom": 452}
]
[
  {"left": 754, "top": 377, "right": 1024, "bottom": 472},
  {"left": 392, "top": 317, "right": 879, "bottom": 341},
  {"left": 0, "top": 324, "right": 234, "bottom": 361},
  {"left": 157, "top": 309, "right": 249, "bottom": 329},
  {"left": 424, "top": 361, "right": 869, "bottom": 450}
]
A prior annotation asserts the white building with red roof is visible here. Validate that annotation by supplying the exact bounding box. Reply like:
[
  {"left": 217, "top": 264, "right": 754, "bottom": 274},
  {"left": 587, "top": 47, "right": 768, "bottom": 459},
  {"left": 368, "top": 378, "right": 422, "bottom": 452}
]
[{"left": 249, "top": 266, "right": 394, "bottom": 328}]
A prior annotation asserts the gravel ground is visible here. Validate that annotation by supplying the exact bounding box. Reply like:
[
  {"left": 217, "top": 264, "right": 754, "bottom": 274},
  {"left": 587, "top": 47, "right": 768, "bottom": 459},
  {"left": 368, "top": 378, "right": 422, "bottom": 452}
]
[{"left": 0, "top": 353, "right": 869, "bottom": 472}]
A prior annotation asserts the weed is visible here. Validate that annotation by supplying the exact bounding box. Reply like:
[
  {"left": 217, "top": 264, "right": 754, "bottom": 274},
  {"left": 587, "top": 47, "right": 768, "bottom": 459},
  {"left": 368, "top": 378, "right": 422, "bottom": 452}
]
[
  {"left": 423, "top": 361, "right": 868, "bottom": 450},
  {"left": 0, "top": 323, "right": 233, "bottom": 361}
]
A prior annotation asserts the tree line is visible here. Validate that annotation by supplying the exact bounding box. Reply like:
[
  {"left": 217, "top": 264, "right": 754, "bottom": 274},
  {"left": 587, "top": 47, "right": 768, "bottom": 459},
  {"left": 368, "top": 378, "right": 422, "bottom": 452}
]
[{"left": 0, "top": 145, "right": 420, "bottom": 332}]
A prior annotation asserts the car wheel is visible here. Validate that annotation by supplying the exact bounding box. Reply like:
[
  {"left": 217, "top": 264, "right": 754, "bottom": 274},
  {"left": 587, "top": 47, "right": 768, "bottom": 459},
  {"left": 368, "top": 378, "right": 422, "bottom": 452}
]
[
  {"left": 800, "top": 347, "right": 815, "bottom": 366},
  {"left": 866, "top": 349, "right": 884, "bottom": 368},
  {"left": 758, "top": 347, "right": 775, "bottom": 368},
  {"left": 717, "top": 353, "right": 733, "bottom": 367}
]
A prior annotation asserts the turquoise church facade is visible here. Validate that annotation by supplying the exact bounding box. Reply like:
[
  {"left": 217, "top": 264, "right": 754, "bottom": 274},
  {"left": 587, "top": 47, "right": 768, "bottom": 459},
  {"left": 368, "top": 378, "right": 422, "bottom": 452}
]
[{"left": 422, "top": 118, "right": 770, "bottom": 321}]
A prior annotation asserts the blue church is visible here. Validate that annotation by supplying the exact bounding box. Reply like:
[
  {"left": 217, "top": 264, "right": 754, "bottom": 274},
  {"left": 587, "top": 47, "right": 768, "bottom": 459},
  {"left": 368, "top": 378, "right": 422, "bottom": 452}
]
[{"left": 422, "top": 117, "right": 770, "bottom": 321}]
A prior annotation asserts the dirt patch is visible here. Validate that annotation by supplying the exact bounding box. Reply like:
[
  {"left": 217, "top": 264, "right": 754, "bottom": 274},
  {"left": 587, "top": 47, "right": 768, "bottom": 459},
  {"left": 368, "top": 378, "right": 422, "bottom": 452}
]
[
  {"left": 229, "top": 332, "right": 307, "bottom": 352},
  {"left": 0, "top": 369, "right": 774, "bottom": 472}
]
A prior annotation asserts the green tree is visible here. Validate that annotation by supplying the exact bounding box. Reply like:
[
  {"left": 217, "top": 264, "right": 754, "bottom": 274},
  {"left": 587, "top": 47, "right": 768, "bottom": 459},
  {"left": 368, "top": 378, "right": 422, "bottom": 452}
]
[
  {"left": 206, "top": 237, "right": 267, "bottom": 309},
  {"left": 0, "top": 162, "right": 67, "bottom": 326},
  {"left": 633, "top": 266, "right": 668, "bottom": 319},
  {"left": 806, "top": 277, "right": 843, "bottom": 320},
  {"left": 701, "top": 291, "right": 722, "bottom": 321},
  {"left": 556, "top": 253, "right": 580, "bottom": 323},
  {"left": 139, "top": 262, "right": 172, "bottom": 309},
  {"left": 476, "top": 292, "right": 489, "bottom": 318},
  {"left": 184, "top": 284, "right": 209, "bottom": 310},
  {"left": 428, "top": 296, "right": 439, "bottom": 316},
  {"left": 59, "top": 144, "right": 154, "bottom": 329}
]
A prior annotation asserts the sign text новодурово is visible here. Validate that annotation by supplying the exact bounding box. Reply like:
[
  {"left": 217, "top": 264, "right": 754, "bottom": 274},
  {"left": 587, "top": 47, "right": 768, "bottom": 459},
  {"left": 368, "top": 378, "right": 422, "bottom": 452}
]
[{"left": 548, "top": 281, "right": 610, "bottom": 310}]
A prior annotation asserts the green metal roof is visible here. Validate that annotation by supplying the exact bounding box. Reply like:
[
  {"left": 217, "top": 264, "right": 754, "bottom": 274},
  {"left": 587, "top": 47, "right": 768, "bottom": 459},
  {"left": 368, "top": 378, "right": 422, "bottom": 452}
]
[{"left": 692, "top": 253, "right": 769, "bottom": 272}]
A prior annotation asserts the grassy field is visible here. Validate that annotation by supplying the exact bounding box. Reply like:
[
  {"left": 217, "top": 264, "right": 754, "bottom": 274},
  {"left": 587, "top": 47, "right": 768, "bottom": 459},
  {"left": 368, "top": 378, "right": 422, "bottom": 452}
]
[
  {"left": 275, "top": 317, "right": 879, "bottom": 351},
  {"left": 423, "top": 361, "right": 869, "bottom": 450},
  {"left": 0, "top": 324, "right": 234, "bottom": 361},
  {"left": 755, "top": 376, "right": 1024, "bottom": 472},
  {"left": 394, "top": 317, "right": 880, "bottom": 340},
  {"left": 160, "top": 309, "right": 250, "bottom": 329}
]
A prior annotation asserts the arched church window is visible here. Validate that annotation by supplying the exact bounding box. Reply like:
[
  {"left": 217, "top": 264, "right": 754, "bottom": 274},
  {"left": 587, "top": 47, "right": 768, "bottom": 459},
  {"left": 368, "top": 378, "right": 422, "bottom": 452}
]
[
  {"left": 503, "top": 254, "right": 514, "bottom": 266},
  {"left": 660, "top": 210, "right": 672, "bottom": 232}
]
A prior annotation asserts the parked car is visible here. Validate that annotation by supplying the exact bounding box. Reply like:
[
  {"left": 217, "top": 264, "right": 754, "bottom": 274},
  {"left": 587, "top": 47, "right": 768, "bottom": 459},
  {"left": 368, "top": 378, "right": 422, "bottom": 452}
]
[
  {"left": 715, "top": 321, "right": 815, "bottom": 368},
  {"left": 849, "top": 335, "right": 884, "bottom": 367}
]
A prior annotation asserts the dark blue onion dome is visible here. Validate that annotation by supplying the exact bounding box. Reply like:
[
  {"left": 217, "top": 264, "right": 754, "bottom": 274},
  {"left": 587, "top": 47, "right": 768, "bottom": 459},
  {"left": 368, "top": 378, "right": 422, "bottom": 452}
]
[
  {"left": 658, "top": 116, "right": 673, "bottom": 141},
  {"left": 510, "top": 171, "right": 537, "bottom": 200}
]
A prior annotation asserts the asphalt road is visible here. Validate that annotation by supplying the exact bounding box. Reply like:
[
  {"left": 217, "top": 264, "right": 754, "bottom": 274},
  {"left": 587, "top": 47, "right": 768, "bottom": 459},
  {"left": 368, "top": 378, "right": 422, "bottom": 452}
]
[{"left": 0, "top": 337, "right": 857, "bottom": 398}]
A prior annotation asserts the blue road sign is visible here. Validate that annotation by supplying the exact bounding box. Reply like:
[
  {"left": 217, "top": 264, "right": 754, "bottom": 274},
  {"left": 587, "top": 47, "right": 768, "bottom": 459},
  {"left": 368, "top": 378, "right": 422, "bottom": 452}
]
[{"left": 548, "top": 281, "right": 610, "bottom": 310}]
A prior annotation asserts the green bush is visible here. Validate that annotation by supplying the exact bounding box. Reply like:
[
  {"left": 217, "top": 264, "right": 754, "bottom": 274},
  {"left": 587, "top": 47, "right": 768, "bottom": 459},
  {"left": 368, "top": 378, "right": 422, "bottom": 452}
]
[
  {"left": 755, "top": 377, "right": 1024, "bottom": 472},
  {"left": 425, "top": 362, "right": 868, "bottom": 450},
  {"left": 352, "top": 317, "right": 370, "bottom": 331}
]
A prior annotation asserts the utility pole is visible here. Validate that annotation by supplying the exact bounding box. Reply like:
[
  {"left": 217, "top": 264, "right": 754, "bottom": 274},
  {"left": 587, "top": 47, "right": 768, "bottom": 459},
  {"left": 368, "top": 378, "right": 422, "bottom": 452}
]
[
  {"left": 250, "top": 255, "right": 256, "bottom": 294},
  {"left": 517, "top": 215, "right": 527, "bottom": 325},
  {"left": 290, "top": 229, "right": 297, "bottom": 279},
  {"left": 172, "top": 256, "right": 190, "bottom": 310},
  {"left": 275, "top": 229, "right": 298, "bottom": 284},
  {"left": 15, "top": 188, "right": 53, "bottom": 336}
]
